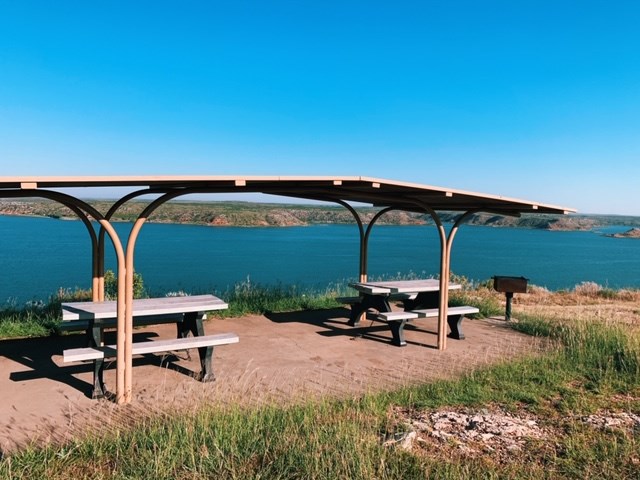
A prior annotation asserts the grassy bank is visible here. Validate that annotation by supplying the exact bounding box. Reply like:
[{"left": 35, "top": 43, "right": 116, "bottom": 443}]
[
  {"left": 1, "top": 295, "right": 639, "bottom": 478},
  {"left": 0, "top": 273, "right": 502, "bottom": 339}
]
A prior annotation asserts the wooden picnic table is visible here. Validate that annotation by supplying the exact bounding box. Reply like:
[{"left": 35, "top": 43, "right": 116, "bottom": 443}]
[
  {"left": 347, "top": 279, "right": 462, "bottom": 324},
  {"left": 345, "top": 279, "right": 470, "bottom": 346},
  {"left": 61, "top": 294, "right": 233, "bottom": 399}
]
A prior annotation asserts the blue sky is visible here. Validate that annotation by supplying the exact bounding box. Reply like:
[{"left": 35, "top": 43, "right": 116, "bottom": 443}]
[{"left": 1, "top": 1, "right": 639, "bottom": 214}]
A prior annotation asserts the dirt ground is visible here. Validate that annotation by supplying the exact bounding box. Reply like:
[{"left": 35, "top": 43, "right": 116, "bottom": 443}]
[{"left": 0, "top": 307, "right": 546, "bottom": 455}]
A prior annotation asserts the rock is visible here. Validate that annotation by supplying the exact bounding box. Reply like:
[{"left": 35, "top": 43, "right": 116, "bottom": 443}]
[
  {"left": 386, "top": 406, "right": 550, "bottom": 458},
  {"left": 399, "top": 431, "right": 417, "bottom": 450}
]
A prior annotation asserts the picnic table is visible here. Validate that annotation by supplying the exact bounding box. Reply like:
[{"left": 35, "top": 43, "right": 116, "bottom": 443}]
[
  {"left": 347, "top": 279, "right": 462, "bottom": 323},
  {"left": 341, "top": 279, "right": 477, "bottom": 346},
  {"left": 61, "top": 294, "right": 237, "bottom": 399}
]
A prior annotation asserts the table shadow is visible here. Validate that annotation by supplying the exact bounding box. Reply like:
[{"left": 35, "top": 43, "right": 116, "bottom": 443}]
[
  {"left": 264, "top": 307, "right": 438, "bottom": 349},
  {"left": 1, "top": 331, "right": 205, "bottom": 399}
]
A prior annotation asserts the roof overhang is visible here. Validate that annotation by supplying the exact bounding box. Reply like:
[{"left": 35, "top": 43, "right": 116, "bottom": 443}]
[{"left": 0, "top": 175, "right": 575, "bottom": 215}]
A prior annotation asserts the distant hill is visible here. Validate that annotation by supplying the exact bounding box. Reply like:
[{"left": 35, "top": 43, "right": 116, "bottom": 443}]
[{"left": 1, "top": 199, "right": 639, "bottom": 230}]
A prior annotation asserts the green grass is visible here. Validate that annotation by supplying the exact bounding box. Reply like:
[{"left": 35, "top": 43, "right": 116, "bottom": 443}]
[
  {"left": 216, "top": 278, "right": 351, "bottom": 318},
  {"left": 1, "top": 304, "right": 639, "bottom": 478},
  {"left": 0, "top": 302, "right": 63, "bottom": 338}
]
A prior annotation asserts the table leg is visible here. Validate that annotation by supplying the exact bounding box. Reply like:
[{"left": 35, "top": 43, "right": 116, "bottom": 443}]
[
  {"left": 86, "top": 322, "right": 106, "bottom": 399},
  {"left": 348, "top": 295, "right": 392, "bottom": 326},
  {"left": 182, "top": 311, "right": 215, "bottom": 382}
]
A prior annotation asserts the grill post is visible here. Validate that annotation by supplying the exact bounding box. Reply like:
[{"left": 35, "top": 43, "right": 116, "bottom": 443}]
[{"left": 493, "top": 276, "right": 529, "bottom": 321}]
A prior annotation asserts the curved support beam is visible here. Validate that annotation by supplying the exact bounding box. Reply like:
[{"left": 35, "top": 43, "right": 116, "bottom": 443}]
[
  {"left": 97, "top": 187, "right": 171, "bottom": 301},
  {"left": 0, "top": 191, "right": 101, "bottom": 301},
  {"left": 329, "top": 202, "right": 396, "bottom": 283},
  {"left": 121, "top": 187, "right": 201, "bottom": 402},
  {"left": 0, "top": 189, "right": 128, "bottom": 402},
  {"left": 362, "top": 206, "right": 396, "bottom": 281},
  {"left": 332, "top": 200, "right": 366, "bottom": 281},
  {"left": 60, "top": 202, "right": 100, "bottom": 301},
  {"left": 408, "top": 205, "right": 483, "bottom": 351},
  {"left": 444, "top": 209, "right": 482, "bottom": 284},
  {"left": 412, "top": 200, "right": 449, "bottom": 350}
]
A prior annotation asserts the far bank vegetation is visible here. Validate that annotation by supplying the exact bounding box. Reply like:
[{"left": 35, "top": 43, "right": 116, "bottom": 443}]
[{"left": 2, "top": 199, "right": 639, "bottom": 230}]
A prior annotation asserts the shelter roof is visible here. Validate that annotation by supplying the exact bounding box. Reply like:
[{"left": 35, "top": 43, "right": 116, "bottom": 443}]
[{"left": 0, "top": 175, "right": 575, "bottom": 215}]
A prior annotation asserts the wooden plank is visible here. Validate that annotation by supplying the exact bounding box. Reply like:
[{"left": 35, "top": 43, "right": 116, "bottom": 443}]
[
  {"left": 63, "top": 293, "right": 226, "bottom": 312},
  {"left": 350, "top": 279, "right": 462, "bottom": 295},
  {"left": 62, "top": 294, "right": 228, "bottom": 321},
  {"left": 349, "top": 283, "right": 391, "bottom": 295},
  {"left": 63, "top": 294, "right": 217, "bottom": 311},
  {"left": 411, "top": 306, "right": 479, "bottom": 318},
  {"left": 63, "top": 332, "right": 239, "bottom": 363},
  {"left": 377, "top": 311, "right": 419, "bottom": 321}
]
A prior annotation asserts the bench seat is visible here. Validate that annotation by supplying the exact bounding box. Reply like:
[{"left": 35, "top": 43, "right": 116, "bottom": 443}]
[
  {"left": 410, "top": 305, "right": 480, "bottom": 319},
  {"left": 64, "top": 332, "right": 239, "bottom": 387},
  {"left": 63, "top": 332, "right": 239, "bottom": 362},
  {"left": 376, "top": 306, "right": 479, "bottom": 346}
]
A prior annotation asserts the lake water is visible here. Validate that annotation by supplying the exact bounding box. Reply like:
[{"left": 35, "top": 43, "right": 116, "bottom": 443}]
[{"left": 1, "top": 215, "right": 639, "bottom": 304}]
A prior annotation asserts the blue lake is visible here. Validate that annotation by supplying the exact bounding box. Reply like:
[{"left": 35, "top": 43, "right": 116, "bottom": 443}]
[{"left": 1, "top": 215, "right": 639, "bottom": 304}]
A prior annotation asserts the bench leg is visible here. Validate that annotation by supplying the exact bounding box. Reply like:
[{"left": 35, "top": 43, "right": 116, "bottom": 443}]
[
  {"left": 388, "top": 320, "right": 408, "bottom": 347},
  {"left": 348, "top": 295, "right": 391, "bottom": 327},
  {"left": 181, "top": 311, "right": 216, "bottom": 382},
  {"left": 86, "top": 324, "right": 106, "bottom": 399},
  {"left": 447, "top": 314, "right": 465, "bottom": 340}
]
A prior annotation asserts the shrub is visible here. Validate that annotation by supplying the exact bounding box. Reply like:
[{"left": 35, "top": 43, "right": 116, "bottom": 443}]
[
  {"left": 573, "top": 281, "right": 602, "bottom": 297},
  {"left": 104, "top": 269, "right": 146, "bottom": 300}
]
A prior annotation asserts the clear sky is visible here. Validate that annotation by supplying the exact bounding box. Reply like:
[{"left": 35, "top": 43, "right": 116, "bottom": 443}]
[{"left": 1, "top": 1, "right": 639, "bottom": 214}]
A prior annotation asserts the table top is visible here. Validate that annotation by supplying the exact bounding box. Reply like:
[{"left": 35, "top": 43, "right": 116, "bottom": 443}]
[
  {"left": 350, "top": 279, "right": 462, "bottom": 295},
  {"left": 61, "top": 294, "right": 228, "bottom": 321}
]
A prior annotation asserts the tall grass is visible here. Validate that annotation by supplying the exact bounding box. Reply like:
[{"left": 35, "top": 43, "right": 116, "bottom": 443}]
[
  {"left": 218, "top": 277, "right": 351, "bottom": 318},
  {"left": 0, "top": 287, "right": 93, "bottom": 338},
  {"left": 514, "top": 313, "right": 640, "bottom": 391}
]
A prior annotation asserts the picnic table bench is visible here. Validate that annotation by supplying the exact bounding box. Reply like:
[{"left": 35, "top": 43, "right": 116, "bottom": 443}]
[{"left": 61, "top": 294, "right": 238, "bottom": 399}]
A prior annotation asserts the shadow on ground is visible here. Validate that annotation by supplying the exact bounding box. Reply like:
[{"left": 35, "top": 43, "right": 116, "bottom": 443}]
[
  {"left": 265, "top": 307, "right": 439, "bottom": 349},
  {"left": 0, "top": 331, "right": 204, "bottom": 399}
]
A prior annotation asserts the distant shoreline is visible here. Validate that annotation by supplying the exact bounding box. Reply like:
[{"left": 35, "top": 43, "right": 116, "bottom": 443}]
[
  {"left": 1, "top": 199, "right": 639, "bottom": 232},
  {"left": 604, "top": 228, "right": 640, "bottom": 239}
]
